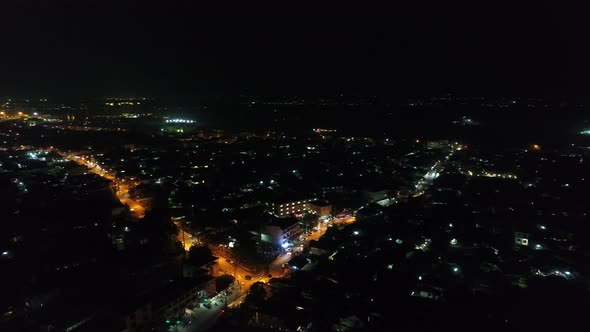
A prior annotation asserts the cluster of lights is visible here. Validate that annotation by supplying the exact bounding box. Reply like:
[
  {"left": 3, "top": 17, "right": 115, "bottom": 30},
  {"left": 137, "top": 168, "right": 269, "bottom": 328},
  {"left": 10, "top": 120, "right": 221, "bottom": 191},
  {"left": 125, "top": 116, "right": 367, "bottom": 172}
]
[
  {"left": 481, "top": 172, "right": 517, "bottom": 179},
  {"left": 165, "top": 119, "right": 195, "bottom": 123},
  {"left": 415, "top": 238, "right": 431, "bottom": 251},
  {"left": 535, "top": 269, "right": 574, "bottom": 279},
  {"left": 424, "top": 171, "right": 440, "bottom": 181},
  {"left": 312, "top": 128, "right": 337, "bottom": 133},
  {"left": 105, "top": 101, "right": 140, "bottom": 106}
]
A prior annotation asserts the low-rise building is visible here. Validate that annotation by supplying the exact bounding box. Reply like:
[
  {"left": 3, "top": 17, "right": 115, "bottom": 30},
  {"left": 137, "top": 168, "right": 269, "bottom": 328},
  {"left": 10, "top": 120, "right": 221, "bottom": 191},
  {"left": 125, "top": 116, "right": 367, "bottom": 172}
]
[
  {"left": 270, "top": 197, "right": 315, "bottom": 217},
  {"left": 306, "top": 200, "right": 332, "bottom": 216},
  {"left": 152, "top": 278, "right": 215, "bottom": 324},
  {"left": 361, "top": 187, "right": 390, "bottom": 203},
  {"left": 260, "top": 217, "right": 301, "bottom": 246}
]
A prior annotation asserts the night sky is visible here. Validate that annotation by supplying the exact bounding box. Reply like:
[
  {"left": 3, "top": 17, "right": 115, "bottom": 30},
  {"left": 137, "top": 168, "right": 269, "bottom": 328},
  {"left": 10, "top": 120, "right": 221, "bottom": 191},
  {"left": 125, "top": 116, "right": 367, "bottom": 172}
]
[{"left": 1, "top": 1, "right": 588, "bottom": 99}]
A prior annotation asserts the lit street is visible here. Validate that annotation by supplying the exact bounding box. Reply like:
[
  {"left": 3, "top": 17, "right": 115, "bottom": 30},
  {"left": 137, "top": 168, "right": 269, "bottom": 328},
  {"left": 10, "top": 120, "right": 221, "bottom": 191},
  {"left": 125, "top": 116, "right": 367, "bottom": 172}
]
[
  {"left": 175, "top": 284, "right": 240, "bottom": 332},
  {"left": 49, "top": 148, "right": 147, "bottom": 218}
]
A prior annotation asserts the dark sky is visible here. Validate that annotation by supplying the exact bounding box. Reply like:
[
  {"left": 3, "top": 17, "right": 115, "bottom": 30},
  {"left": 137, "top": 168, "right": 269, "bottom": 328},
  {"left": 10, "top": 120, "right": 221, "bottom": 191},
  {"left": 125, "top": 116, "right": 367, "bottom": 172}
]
[{"left": 1, "top": 1, "right": 588, "bottom": 99}]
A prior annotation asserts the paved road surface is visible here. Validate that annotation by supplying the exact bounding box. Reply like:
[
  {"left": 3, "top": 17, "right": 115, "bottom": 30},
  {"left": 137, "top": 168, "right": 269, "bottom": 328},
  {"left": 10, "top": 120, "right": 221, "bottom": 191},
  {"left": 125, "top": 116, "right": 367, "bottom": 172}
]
[
  {"left": 175, "top": 284, "right": 240, "bottom": 332},
  {"left": 51, "top": 149, "right": 146, "bottom": 218}
]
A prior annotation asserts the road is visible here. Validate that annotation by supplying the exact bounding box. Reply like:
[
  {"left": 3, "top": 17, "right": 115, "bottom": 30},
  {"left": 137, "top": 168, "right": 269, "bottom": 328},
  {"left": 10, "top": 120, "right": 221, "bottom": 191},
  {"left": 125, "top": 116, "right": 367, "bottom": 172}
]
[
  {"left": 269, "top": 253, "right": 292, "bottom": 275},
  {"left": 303, "top": 216, "right": 356, "bottom": 244},
  {"left": 176, "top": 283, "right": 240, "bottom": 332},
  {"left": 412, "top": 145, "right": 462, "bottom": 196},
  {"left": 174, "top": 220, "right": 203, "bottom": 251},
  {"left": 50, "top": 148, "right": 146, "bottom": 218},
  {"left": 174, "top": 221, "right": 271, "bottom": 294},
  {"left": 216, "top": 257, "right": 270, "bottom": 289},
  {"left": 173, "top": 214, "right": 358, "bottom": 331}
]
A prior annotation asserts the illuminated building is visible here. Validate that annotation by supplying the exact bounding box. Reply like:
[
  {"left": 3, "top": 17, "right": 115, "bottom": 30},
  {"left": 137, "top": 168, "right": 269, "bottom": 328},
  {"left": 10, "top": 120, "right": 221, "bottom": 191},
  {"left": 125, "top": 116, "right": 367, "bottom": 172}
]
[
  {"left": 306, "top": 200, "right": 332, "bottom": 216},
  {"left": 270, "top": 198, "right": 315, "bottom": 217},
  {"left": 515, "top": 232, "right": 530, "bottom": 246},
  {"left": 260, "top": 217, "right": 301, "bottom": 246}
]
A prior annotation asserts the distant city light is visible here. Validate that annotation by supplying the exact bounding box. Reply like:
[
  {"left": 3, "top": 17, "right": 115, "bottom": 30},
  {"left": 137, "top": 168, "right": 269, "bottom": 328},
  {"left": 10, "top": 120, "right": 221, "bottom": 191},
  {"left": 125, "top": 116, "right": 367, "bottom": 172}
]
[{"left": 165, "top": 118, "right": 195, "bottom": 124}]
